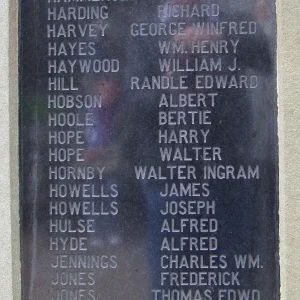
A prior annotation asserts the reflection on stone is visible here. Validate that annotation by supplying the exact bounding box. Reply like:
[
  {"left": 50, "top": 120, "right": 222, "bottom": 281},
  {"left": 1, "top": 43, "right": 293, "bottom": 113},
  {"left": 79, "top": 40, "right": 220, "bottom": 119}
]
[{"left": 20, "top": 0, "right": 279, "bottom": 299}]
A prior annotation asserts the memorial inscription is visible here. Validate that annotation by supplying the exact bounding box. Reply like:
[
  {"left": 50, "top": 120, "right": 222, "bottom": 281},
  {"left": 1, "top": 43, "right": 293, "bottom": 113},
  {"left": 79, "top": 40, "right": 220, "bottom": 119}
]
[{"left": 20, "top": 0, "right": 279, "bottom": 299}]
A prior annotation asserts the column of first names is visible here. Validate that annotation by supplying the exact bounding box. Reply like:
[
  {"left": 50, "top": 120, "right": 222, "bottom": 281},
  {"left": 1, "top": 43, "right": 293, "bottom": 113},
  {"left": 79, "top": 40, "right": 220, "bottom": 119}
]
[{"left": 131, "top": 3, "right": 264, "bottom": 300}]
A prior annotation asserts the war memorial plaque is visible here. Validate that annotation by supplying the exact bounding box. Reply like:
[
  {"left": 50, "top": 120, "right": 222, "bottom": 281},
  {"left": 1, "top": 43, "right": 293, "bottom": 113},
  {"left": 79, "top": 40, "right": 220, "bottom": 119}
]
[{"left": 19, "top": 0, "right": 279, "bottom": 299}]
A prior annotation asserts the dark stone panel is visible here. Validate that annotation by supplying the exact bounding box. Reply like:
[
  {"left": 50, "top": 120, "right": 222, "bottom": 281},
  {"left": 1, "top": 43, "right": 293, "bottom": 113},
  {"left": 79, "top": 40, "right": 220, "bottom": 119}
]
[{"left": 20, "top": 1, "right": 279, "bottom": 299}]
